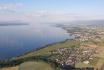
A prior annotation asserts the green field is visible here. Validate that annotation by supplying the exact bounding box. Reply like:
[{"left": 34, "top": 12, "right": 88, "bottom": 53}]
[
  {"left": 19, "top": 61, "right": 54, "bottom": 70},
  {"left": 0, "top": 39, "right": 80, "bottom": 70},
  {"left": 17, "top": 39, "right": 80, "bottom": 59}
]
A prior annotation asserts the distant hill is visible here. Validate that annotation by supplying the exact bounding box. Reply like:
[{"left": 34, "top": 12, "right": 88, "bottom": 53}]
[
  {"left": 0, "top": 21, "right": 29, "bottom": 26},
  {"left": 70, "top": 20, "right": 104, "bottom": 26},
  {"left": 58, "top": 20, "right": 104, "bottom": 27}
]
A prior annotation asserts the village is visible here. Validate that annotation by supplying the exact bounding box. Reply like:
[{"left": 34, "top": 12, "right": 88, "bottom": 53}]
[
  {"left": 49, "top": 45, "right": 99, "bottom": 66},
  {"left": 63, "top": 25, "right": 104, "bottom": 42},
  {"left": 49, "top": 25, "right": 104, "bottom": 70}
]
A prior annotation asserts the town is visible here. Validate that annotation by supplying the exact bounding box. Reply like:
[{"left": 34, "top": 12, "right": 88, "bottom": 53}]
[{"left": 50, "top": 24, "right": 104, "bottom": 70}]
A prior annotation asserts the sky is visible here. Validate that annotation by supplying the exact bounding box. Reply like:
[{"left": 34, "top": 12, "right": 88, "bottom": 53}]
[{"left": 0, "top": 0, "right": 104, "bottom": 23}]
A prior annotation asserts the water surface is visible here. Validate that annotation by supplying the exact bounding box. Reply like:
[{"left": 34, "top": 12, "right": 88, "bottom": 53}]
[{"left": 0, "top": 23, "right": 70, "bottom": 60}]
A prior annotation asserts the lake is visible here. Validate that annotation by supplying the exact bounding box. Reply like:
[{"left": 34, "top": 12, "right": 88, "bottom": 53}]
[{"left": 0, "top": 23, "right": 71, "bottom": 60}]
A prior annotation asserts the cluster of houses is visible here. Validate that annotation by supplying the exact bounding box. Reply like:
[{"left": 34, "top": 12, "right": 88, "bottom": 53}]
[
  {"left": 64, "top": 26, "right": 104, "bottom": 42},
  {"left": 49, "top": 46, "right": 98, "bottom": 66},
  {"left": 73, "top": 30, "right": 104, "bottom": 42},
  {"left": 54, "top": 25, "right": 104, "bottom": 69},
  {"left": 74, "top": 32, "right": 95, "bottom": 41}
]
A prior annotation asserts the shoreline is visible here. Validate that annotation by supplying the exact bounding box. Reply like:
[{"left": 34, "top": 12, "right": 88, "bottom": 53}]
[
  {"left": 0, "top": 25, "right": 80, "bottom": 69},
  {"left": 14, "top": 25, "right": 76, "bottom": 59},
  {"left": 11, "top": 38, "right": 74, "bottom": 60},
  {"left": 1, "top": 25, "right": 73, "bottom": 61},
  {"left": 0, "top": 37, "right": 78, "bottom": 69}
]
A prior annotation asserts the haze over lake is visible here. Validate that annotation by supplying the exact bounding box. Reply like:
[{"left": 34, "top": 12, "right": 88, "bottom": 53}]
[{"left": 0, "top": 23, "right": 70, "bottom": 60}]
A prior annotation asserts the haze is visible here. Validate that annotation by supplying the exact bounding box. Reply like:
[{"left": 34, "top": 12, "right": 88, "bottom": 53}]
[{"left": 0, "top": 0, "right": 104, "bottom": 24}]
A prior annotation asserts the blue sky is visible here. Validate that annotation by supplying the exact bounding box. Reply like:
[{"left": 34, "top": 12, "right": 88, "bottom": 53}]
[{"left": 0, "top": 0, "right": 104, "bottom": 22}]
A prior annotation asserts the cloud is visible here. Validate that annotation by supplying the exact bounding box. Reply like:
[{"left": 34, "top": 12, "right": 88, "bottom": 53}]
[
  {"left": 0, "top": 3, "right": 23, "bottom": 12},
  {"left": 23, "top": 11, "right": 104, "bottom": 23},
  {"left": 0, "top": 10, "right": 104, "bottom": 23},
  {"left": 22, "top": 11, "right": 83, "bottom": 23}
]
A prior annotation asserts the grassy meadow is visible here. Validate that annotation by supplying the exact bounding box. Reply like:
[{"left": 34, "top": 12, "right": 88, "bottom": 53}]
[
  {"left": 17, "top": 39, "right": 80, "bottom": 59},
  {"left": 19, "top": 61, "right": 54, "bottom": 70}
]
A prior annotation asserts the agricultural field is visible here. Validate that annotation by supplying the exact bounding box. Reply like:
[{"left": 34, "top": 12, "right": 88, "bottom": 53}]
[
  {"left": 19, "top": 61, "right": 54, "bottom": 70},
  {"left": 0, "top": 61, "right": 54, "bottom": 70},
  {"left": 16, "top": 39, "right": 80, "bottom": 59}
]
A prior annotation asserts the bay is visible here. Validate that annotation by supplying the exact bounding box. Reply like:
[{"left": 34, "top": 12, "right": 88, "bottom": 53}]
[{"left": 0, "top": 23, "right": 70, "bottom": 60}]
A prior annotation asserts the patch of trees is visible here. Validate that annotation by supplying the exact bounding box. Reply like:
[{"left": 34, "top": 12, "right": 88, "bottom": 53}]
[{"left": 0, "top": 56, "right": 62, "bottom": 70}]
